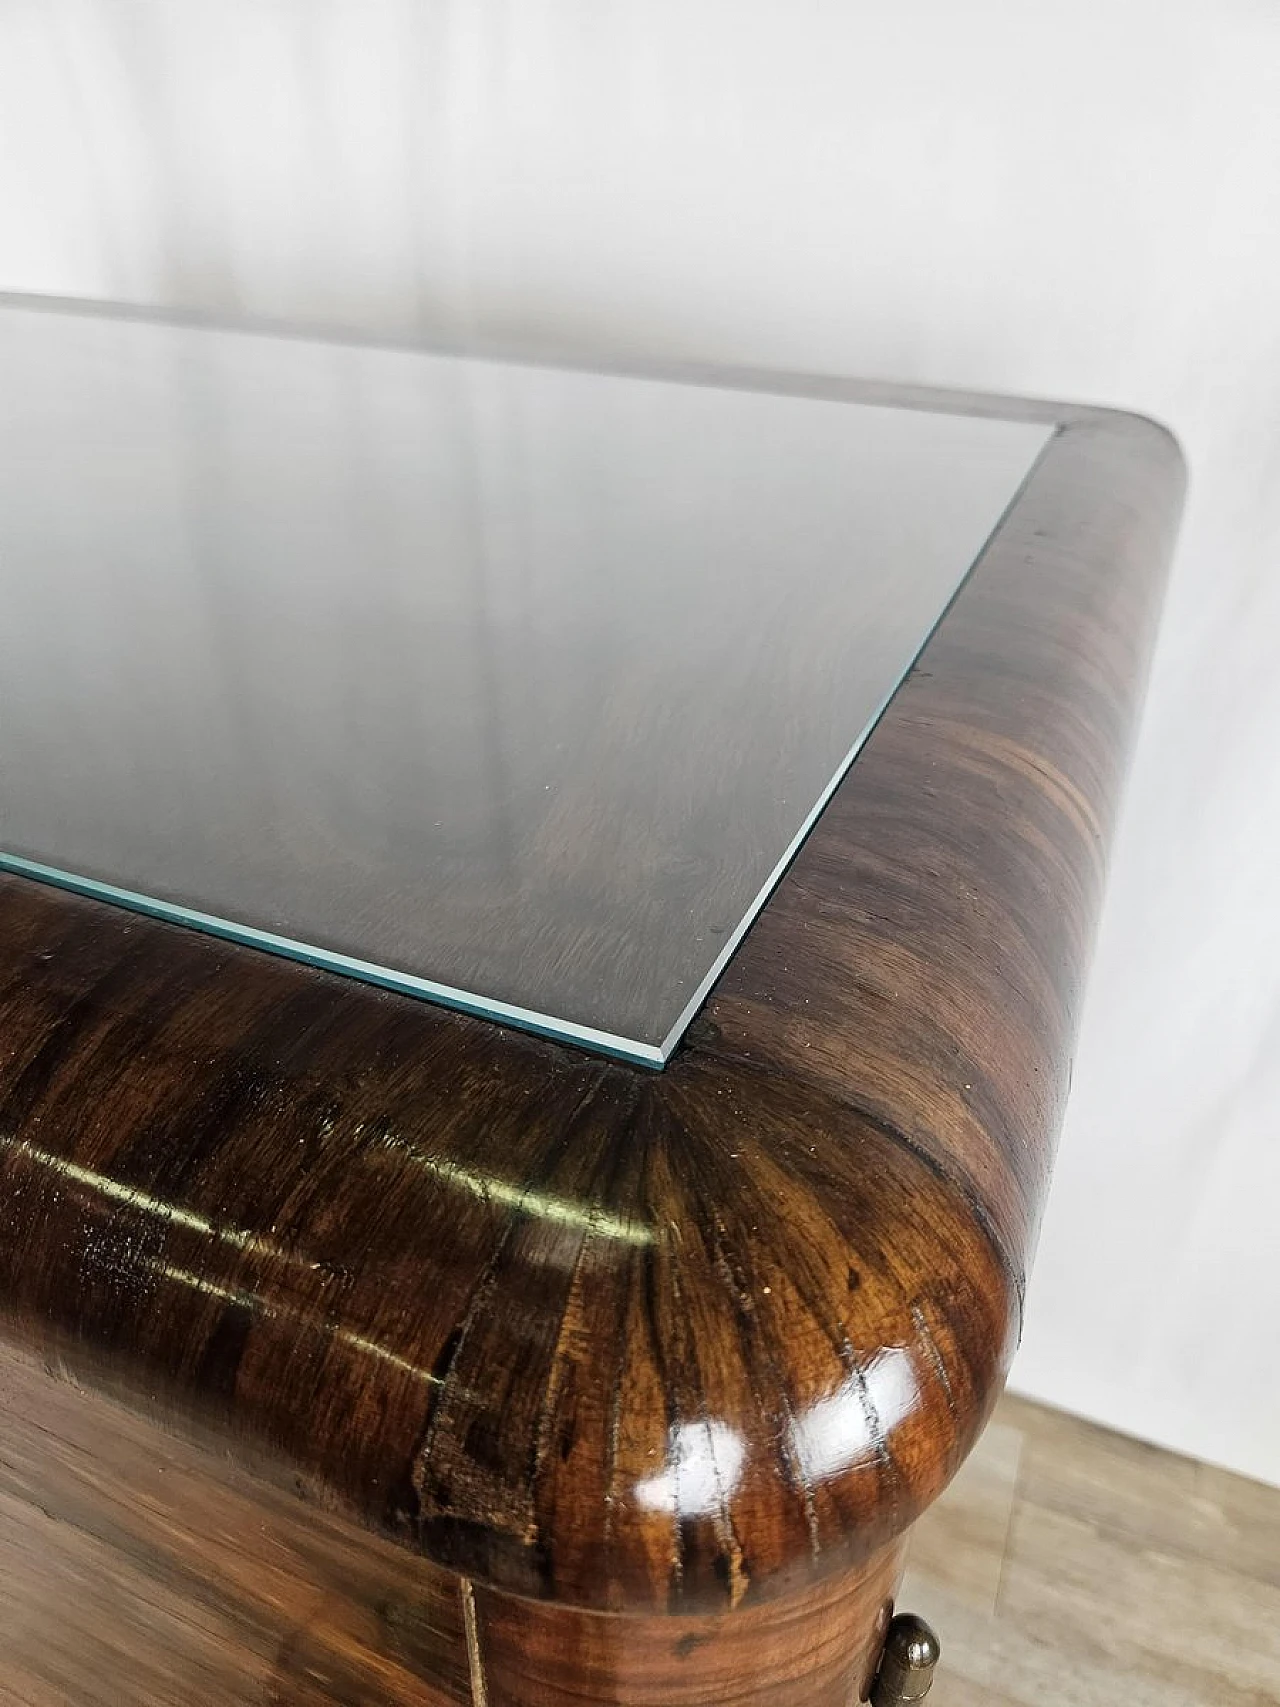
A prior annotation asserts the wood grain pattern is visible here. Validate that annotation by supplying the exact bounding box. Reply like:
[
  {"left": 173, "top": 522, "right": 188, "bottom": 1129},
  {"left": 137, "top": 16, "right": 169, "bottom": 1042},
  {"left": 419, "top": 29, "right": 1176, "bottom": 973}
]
[
  {"left": 0, "top": 1340, "right": 904, "bottom": 1706},
  {"left": 469, "top": 1547, "right": 904, "bottom": 1707},
  {"left": 0, "top": 1341, "right": 470, "bottom": 1706},
  {"left": 0, "top": 342, "right": 1185, "bottom": 1673}
]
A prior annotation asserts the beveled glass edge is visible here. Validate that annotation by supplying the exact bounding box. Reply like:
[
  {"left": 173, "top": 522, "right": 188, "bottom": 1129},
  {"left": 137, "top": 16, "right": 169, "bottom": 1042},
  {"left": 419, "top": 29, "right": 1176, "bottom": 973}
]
[
  {"left": 656, "top": 421, "right": 1060, "bottom": 1062},
  {"left": 0, "top": 290, "right": 1080, "bottom": 432},
  {"left": 0, "top": 851, "right": 667, "bottom": 1068}
]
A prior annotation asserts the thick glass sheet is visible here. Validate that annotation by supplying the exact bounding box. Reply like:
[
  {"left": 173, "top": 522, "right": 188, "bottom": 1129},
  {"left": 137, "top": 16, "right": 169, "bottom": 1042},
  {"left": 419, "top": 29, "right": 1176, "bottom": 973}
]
[{"left": 0, "top": 305, "right": 1049, "bottom": 1063}]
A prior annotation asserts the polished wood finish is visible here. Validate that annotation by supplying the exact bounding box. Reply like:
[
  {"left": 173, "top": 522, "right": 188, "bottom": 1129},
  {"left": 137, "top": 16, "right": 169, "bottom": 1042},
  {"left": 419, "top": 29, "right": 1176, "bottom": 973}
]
[
  {"left": 0, "top": 1341, "right": 904, "bottom": 1705},
  {"left": 470, "top": 1549, "right": 904, "bottom": 1706},
  {"left": 0, "top": 339, "right": 1185, "bottom": 1700},
  {"left": 0, "top": 1342, "right": 469, "bottom": 1706}
]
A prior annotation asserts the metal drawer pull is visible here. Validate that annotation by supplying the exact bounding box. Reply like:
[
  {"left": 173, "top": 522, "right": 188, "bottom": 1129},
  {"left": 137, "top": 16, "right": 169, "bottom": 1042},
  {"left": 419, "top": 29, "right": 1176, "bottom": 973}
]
[{"left": 869, "top": 1612, "right": 941, "bottom": 1704}]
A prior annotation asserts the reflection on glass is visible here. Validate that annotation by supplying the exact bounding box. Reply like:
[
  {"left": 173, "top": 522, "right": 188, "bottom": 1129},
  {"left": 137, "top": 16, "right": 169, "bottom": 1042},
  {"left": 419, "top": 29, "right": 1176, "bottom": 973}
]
[{"left": 0, "top": 303, "right": 1049, "bottom": 1063}]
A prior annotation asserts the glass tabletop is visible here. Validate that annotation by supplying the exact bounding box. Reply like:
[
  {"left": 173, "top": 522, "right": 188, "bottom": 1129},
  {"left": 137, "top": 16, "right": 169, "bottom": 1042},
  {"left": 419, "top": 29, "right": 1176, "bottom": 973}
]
[{"left": 0, "top": 303, "right": 1050, "bottom": 1064}]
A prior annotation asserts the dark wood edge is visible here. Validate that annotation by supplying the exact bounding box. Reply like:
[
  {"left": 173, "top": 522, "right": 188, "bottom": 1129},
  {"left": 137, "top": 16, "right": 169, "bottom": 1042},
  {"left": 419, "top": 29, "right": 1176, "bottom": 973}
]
[{"left": 0, "top": 322, "right": 1185, "bottom": 1618}]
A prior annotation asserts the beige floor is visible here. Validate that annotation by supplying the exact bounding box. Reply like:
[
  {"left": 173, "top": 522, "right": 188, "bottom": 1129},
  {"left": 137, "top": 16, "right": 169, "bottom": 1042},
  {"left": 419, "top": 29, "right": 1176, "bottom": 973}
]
[{"left": 900, "top": 1394, "right": 1280, "bottom": 1707}]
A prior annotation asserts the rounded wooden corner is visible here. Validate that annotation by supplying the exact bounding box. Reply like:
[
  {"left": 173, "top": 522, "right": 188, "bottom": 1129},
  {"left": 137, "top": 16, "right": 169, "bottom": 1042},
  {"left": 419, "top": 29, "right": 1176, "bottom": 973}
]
[
  {"left": 399, "top": 1051, "right": 1022, "bottom": 1615},
  {"left": 0, "top": 364, "right": 1187, "bottom": 1627}
]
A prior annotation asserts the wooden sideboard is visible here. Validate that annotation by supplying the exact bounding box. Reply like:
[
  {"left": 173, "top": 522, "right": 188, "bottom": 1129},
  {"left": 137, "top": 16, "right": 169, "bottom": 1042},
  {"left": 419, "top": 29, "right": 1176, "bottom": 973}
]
[{"left": 0, "top": 308, "right": 1185, "bottom": 1703}]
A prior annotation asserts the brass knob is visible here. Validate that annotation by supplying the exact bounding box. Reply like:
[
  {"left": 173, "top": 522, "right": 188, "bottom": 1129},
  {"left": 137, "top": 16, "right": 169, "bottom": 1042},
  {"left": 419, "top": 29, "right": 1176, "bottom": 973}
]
[{"left": 869, "top": 1612, "right": 941, "bottom": 1704}]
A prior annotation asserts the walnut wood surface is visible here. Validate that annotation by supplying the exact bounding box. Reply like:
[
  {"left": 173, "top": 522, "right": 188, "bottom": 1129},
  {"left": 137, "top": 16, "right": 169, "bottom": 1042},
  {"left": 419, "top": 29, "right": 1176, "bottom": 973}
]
[
  {"left": 0, "top": 1342, "right": 470, "bottom": 1705},
  {"left": 0, "top": 346, "right": 1185, "bottom": 1639},
  {"left": 2, "top": 1340, "right": 903, "bottom": 1705},
  {"left": 469, "top": 1546, "right": 904, "bottom": 1707}
]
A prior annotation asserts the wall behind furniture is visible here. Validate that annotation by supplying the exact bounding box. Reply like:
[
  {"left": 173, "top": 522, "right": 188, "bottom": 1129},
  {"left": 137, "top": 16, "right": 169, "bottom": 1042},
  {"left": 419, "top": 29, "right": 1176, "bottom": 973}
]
[{"left": 2, "top": 0, "right": 1276, "bottom": 1486}]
